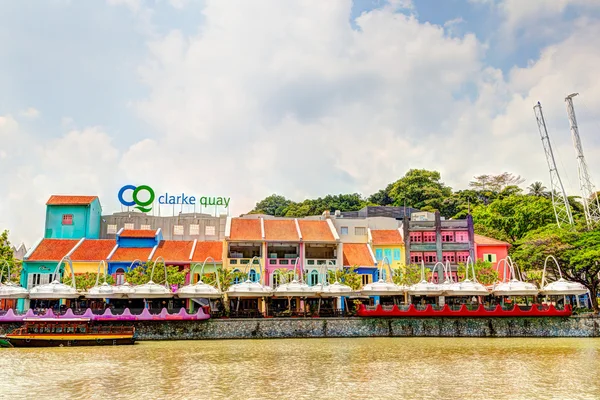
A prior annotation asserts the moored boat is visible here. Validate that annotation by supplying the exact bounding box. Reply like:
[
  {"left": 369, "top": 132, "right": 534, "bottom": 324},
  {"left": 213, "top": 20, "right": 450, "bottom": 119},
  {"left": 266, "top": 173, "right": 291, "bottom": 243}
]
[{"left": 5, "top": 318, "right": 135, "bottom": 347}]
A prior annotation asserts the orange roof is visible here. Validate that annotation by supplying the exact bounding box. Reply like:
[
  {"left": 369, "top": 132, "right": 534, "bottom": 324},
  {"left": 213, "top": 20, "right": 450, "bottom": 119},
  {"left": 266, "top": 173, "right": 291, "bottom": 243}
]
[
  {"left": 230, "top": 219, "right": 262, "bottom": 241},
  {"left": 46, "top": 195, "right": 97, "bottom": 205},
  {"left": 192, "top": 241, "right": 224, "bottom": 262},
  {"left": 69, "top": 240, "right": 116, "bottom": 261},
  {"left": 297, "top": 220, "right": 335, "bottom": 242},
  {"left": 474, "top": 234, "right": 511, "bottom": 247},
  {"left": 371, "top": 230, "right": 403, "bottom": 245},
  {"left": 264, "top": 220, "right": 299, "bottom": 241},
  {"left": 27, "top": 239, "right": 79, "bottom": 261},
  {"left": 343, "top": 243, "right": 376, "bottom": 267},
  {"left": 109, "top": 247, "right": 152, "bottom": 262},
  {"left": 153, "top": 241, "right": 194, "bottom": 262},
  {"left": 119, "top": 229, "right": 157, "bottom": 238}
]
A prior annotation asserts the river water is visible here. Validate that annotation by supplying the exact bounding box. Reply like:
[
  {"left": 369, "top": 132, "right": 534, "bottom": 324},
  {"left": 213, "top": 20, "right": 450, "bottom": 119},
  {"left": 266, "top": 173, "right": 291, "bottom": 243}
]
[{"left": 1, "top": 338, "right": 599, "bottom": 400}]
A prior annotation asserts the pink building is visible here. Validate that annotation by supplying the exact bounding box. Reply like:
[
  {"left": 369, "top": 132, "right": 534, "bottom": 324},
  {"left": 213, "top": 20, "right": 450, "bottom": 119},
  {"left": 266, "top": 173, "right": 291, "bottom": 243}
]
[{"left": 474, "top": 234, "right": 511, "bottom": 281}]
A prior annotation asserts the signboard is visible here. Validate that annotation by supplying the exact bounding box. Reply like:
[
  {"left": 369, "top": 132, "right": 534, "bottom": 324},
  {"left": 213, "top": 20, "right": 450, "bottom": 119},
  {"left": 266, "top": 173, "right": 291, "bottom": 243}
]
[{"left": 118, "top": 184, "right": 230, "bottom": 213}]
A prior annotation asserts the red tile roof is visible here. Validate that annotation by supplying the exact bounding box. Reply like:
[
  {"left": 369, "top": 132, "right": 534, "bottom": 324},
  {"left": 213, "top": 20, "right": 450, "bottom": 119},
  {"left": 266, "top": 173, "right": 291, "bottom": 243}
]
[
  {"left": 153, "top": 240, "right": 194, "bottom": 262},
  {"left": 46, "top": 195, "right": 98, "bottom": 205},
  {"left": 119, "top": 229, "right": 157, "bottom": 238},
  {"left": 371, "top": 230, "right": 403, "bottom": 245},
  {"left": 192, "top": 241, "right": 224, "bottom": 262},
  {"left": 230, "top": 219, "right": 262, "bottom": 241},
  {"left": 109, "top": 247, "right": 152, "bottom": 262},
  {"left": 264, "top": 220, "right": 299, "bottom": 241},
  {"left": 343, "top": 243, "right": 376, "bottom": 267},
  {"left": 298, "top": 220, "right": 335, "bottom": 242},
  {"left": 27, "top": 239, "right": 79, "bottom": 261},
  {"left": 474, "top": 234, "right": 511, "bottom": 247},
  {"left": 69, "top": 240, "right": 116, "bottom": 261}
]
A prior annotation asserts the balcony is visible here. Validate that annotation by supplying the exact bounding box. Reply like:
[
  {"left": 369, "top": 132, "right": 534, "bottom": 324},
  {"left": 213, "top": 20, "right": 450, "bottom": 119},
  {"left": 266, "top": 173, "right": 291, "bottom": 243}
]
[
  {"left": 305, "top": 259, "right": 337, "bottom": 269},
  {"left": 267, "top": 258, "right": 298, "bottom": 268},
  {"left": 227, "top": 258, "right": 261, "bottom": 268}
]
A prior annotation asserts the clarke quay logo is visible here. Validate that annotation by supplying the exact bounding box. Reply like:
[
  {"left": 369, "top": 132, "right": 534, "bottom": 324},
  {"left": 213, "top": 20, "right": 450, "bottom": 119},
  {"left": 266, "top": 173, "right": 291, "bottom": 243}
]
[{"left": 118, "top": 184, "right": 231, "bottom": 213}]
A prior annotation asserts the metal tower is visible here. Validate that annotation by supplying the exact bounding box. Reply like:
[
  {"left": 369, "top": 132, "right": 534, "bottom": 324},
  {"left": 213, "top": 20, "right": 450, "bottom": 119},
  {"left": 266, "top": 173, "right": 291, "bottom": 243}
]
[
  {"left": 534, "top": 101, "right": 574, "bottom": 227},
  {"left": 565, "top": 93, "right": 600, "bottom": 227}
]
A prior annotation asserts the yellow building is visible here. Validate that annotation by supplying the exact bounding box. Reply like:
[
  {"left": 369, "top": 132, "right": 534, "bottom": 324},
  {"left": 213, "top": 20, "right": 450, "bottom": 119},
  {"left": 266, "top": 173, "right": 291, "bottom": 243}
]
[{"left": 368, "top": 229, "right": 405, "bottom": 271}]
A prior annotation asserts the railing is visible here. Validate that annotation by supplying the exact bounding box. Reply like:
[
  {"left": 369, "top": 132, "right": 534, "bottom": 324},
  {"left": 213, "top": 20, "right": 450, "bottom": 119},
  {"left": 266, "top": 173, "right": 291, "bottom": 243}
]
[
  {"left": 267, "top": 258, "right": 298, "bottom": 267},
  {"left": 305, "top": 259, "right": 337, "bottom": 268},
  {"left": 227, "top": 258, "right": 262, "bottom": 266},
  {"left": 220, "top": 308, "right": 353, "bottom": 318}
]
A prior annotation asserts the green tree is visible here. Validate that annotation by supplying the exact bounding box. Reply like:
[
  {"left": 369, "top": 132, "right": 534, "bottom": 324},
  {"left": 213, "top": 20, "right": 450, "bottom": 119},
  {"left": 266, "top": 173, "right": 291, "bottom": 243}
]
[
  {"left": 392, "top": 264, "right": 424, "bottom": 286},
  {"left": 124, "top": 262, "right": 189, "bottom": 286},
  {"left": 471, "top": 194, "right": 556, "bottom": 243},
  {"left": 388, "top": 169, "right": 452, "bottom": 211},
  {"left": 63, "top": 272, "right": 115, "bottom": 290},
  {"left": 327, "top": 266, "right": 362, "bottom": 290},
  {"left": 251, "top": 194, "right": 292, "bottom": 216},
  {"left": 0, "top": 230, "right": 21, "bottom": 283},
  {"left": 456, "top": 260, "right": 498, "bottom": 285},
  {"left": 199, "top": 267, "right": 247, "bottom": 291},
  {"left": 368, "top": 183, "right": 395, "bottom": 206},
  {"left": 527, "top": 181, "right": 549, "bottom": 197},
  {"left": 511, "top": 224, "right": 600, "bottom": 311}
]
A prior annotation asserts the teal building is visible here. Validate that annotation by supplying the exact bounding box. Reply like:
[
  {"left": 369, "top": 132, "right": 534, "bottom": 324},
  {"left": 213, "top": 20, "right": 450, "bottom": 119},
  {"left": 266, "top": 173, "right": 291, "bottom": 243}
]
[{"left": 44, "top": 195, "right": 102, "bottom": 239}]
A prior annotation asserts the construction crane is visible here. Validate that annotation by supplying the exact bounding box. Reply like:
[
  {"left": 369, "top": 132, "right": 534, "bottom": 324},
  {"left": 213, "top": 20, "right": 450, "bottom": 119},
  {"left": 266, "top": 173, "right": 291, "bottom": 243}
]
[
  {"left": 534, "top": 101, "right": 574, "bottom": 227},
  {"left": 565, "top": 93, "right": 600, "bottom": 227}
]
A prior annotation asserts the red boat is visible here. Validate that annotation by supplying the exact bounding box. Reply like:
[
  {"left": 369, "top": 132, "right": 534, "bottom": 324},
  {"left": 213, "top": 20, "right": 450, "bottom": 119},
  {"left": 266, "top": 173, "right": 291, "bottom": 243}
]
[{"left": 357, "top": 303, "right": 572, "bottom": 317}]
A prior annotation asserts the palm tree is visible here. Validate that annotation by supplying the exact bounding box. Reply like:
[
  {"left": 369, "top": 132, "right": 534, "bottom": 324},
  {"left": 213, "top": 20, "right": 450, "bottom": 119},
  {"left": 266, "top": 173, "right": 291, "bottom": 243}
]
[{"left": 527, "top": 181, "right": 549, "bottom": 197}]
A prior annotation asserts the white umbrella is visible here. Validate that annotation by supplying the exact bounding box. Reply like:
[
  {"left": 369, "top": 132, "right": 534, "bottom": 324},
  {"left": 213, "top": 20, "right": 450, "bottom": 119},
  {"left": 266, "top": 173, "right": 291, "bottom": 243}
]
[
  {"left": 539, "top": 255, "right": 588, "bottom": 296},
  {"left": 129, "top": 256, "right": 174, "bottom": 299},
  {"left": 360, "top": 257, "right": 406, "bottom": 297},
  {"left": 86, "top": 260, "right": 125, "bottom": 299},
  {"left": 407, "top": 261, "right": 443, "bottom": 296},
  {"left": 29, "top": 256, "right": 80, "bottom": 300},
  {"left": 274, "top": 258, "right": 312, "bottom": 297},
  {"left": 491, "top": 257, "right": 538, "bottom": 297},
  {"left": 0, "top": 259, "right": 28, "bottom": 299},
  {"left": 443, "top": 259, "right": 489, "bottom": 297},
  {"left": 227, "top": 256, "right": 273, "bottom": 298},
  {"left": 176, "top": 256, "right": 223, "bottom": 299}
]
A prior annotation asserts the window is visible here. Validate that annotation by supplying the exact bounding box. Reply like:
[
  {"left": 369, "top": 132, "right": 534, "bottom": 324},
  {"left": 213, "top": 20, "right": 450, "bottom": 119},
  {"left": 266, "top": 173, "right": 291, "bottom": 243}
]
[
  {"left": 115, "top": 268, "right": 125, "bottom": 285},
  {"left": 205, "top": 225, "right": 216, "bottom": 236},
  {"left": 249, "top": 269, "right": 258, "bottom": 283},
  {"left": 189, "top": 224, "right": 200, "bottom": 235},
  {"left": 441, "top": 231, "right": 454, "bottom": 242},
  {"left": 423, "top": 232, "right": 436, "bottom": 243},
  {"left": 393, "top": 249, "right": 401, "bottom": 261},
  {"left": 140, "top": 224, "right": 152, "bottom": 230},
  {"left": 442, "top": 252, "right": 456, "bottom": 263},
  {"left": 62, "top": 214, "right": 73, "bottom": 225},
  {"left": 271, "top": 272, "right": 281, "bottom": 288},
  {"left": 409, "top": 232, "right": 422, "bottom": 243},
  {"left": 355, "top": 227, "right": 367, "bottom": 236},
  {"left": 341, "top": 226, "right": 349, "bottom": 235},
  {"left": 424, "top": 252, "right": 437, "bottom": 263},
  {"left": 233, "top": 269, "right": 241, "bottom": 284},
  {"left": 107, "top": 224, "right": 118, "bottom": 234},
  {"left": 456, "top": 252, "right": 470, "bottom": 263},
  {"left": 173, "top": 225, "right": 184, "bottom": 236},
  {"left": 410, "top": 252, "right": 423, "bottom": 264},
  {"left": 483, "top": 253, "right": 497, "bottom": 263},
  {"left": 361, "top": 274, "right": 373, "bottom": 286},
  {"left": 384, "top": 249, "right": 392, "bottom": 261},
  {"left": 375, "top": 249, "right": 383, "bottom": 261},
  {"left": 309, "top": 270, "right": 319, "bottom": 286},
  {"left": 124, "top": 223, "right": 134, "bottom": 230},
  {"left": 455, "top": 231, "right": 469, "bottom": 243}
]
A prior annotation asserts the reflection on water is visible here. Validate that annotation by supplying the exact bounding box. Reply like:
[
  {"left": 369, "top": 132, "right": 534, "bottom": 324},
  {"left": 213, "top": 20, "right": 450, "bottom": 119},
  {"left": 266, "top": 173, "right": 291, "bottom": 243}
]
[{"left": 1, "top": 338, "right": 600, "bottom": 400}]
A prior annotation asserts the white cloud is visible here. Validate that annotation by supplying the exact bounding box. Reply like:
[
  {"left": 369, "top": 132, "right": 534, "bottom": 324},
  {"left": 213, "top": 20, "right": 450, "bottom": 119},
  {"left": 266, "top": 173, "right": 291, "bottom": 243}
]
[
  {"left": 3, "top": 0, "right": 600, "bottom": 247},
  {"left": 19, "top": 107, "right": 40, "bottom": 119}
]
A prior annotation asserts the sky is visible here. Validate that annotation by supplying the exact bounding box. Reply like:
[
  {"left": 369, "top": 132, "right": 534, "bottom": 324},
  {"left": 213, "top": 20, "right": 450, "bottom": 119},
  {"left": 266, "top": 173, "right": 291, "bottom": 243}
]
[{"left": 2, "top": 0, "right": 600, "bottom": 246}]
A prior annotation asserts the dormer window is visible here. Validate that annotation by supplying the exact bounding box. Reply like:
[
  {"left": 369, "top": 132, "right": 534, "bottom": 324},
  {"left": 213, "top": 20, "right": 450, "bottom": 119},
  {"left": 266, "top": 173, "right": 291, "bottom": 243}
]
[{"left": 62, "top": 214, "right": 73, "bottom": 225}]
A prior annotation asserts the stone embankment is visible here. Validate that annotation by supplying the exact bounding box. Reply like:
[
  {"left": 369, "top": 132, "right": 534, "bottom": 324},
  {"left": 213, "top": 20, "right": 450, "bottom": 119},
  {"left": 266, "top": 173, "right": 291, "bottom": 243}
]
[{"left": 4, "top": 316, "right": 598, "bottom": 340}]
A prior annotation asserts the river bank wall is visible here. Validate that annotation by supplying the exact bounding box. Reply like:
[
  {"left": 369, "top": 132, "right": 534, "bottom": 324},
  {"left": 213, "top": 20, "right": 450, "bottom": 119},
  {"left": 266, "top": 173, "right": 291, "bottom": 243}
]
[{"left": 3, "top": 316, "right": 599, "bottom": 340}]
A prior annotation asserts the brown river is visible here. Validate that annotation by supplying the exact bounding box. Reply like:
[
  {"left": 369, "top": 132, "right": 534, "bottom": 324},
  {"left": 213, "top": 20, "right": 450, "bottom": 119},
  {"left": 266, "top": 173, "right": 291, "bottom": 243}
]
[{"left": 1, "top": 338, "right": 600, "bottom": 400}]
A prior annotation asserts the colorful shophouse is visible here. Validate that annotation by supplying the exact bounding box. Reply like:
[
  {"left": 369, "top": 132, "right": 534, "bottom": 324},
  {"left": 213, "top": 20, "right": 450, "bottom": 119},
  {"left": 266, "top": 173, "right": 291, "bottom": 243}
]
[
  {"left": 368, "top": 228, "right": 405, "bottom": 276},
  {"left": 474, "top": 234, "right": 510, "bottom": 280}
]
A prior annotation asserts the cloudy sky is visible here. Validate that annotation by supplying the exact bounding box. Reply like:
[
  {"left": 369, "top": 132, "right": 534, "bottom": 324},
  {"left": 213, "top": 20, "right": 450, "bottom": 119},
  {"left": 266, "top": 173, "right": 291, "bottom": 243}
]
[{"left": 2, "top": 0, "right": 600, "bottom": 246}]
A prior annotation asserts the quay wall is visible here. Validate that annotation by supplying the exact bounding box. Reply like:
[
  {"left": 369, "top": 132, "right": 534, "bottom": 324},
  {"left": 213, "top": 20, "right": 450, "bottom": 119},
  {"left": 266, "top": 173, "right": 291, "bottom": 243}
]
[{"left": 2, "top": 317, "right": 599, "bottom": 340}]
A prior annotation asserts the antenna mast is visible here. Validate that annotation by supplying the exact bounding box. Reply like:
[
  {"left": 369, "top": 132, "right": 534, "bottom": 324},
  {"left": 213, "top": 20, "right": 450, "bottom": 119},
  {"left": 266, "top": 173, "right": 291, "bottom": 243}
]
[
  {"left": 533, "top": 101, "right": 573, "bottom": 227},
  {"left": 565, "top": 93, "right": 600, "bottom": 227}
]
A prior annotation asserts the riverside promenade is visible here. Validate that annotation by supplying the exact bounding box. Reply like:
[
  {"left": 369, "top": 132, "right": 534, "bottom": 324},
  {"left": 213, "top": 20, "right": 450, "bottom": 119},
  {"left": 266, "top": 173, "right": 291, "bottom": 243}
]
[{"left": 3, "top": 316, "right": 599, "bottom": 340}]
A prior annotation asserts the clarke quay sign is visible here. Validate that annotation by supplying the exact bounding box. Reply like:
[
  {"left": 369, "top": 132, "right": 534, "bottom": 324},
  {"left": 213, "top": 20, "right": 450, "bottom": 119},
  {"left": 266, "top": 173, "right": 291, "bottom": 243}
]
[{"left": 118, "top": 184, "right": 230, "bottom": 213}]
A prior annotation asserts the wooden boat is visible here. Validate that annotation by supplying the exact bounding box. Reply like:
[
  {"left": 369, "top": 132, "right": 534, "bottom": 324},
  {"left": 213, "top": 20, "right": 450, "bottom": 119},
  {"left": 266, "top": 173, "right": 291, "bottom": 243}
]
[{"left": 5, "top": 318, "right": 135, "bottom": 347}]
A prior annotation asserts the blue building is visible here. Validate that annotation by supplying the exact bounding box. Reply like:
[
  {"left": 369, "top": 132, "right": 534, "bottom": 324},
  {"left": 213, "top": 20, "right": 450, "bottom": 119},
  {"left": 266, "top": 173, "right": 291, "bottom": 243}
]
[{"left": 44, "top": 195, "right": 102, "bottom": 239}]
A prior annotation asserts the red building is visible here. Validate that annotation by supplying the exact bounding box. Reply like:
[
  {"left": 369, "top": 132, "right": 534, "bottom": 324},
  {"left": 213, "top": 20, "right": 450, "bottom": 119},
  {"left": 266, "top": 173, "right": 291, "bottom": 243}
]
[{"left": 474, "top": 234, "right": 510, "bottom": 281}]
